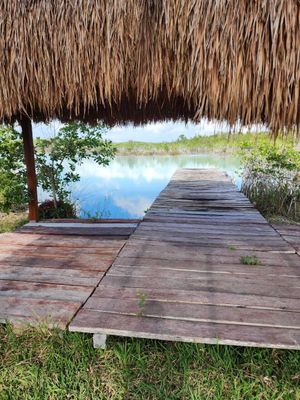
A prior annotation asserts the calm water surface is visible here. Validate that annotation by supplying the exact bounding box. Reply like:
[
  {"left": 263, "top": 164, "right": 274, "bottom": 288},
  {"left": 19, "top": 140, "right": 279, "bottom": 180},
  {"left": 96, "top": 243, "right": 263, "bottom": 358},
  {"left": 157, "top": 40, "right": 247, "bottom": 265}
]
[{"left": 65, "top": 154, "right": 241, "bottom": 219}]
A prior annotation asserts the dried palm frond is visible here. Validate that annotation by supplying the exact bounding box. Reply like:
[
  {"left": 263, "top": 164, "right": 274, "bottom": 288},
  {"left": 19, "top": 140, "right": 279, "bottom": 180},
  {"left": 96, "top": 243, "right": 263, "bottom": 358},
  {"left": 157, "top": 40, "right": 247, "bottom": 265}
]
[{"left": 0, "top": 0, "right": 299, "bottom": 134}]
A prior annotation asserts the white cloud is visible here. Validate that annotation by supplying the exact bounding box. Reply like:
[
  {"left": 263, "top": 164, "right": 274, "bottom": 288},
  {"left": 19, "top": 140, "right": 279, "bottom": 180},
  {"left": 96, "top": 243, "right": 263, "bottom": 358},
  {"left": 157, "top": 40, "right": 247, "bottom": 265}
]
[
  {"left": 106, "top": 121, "right": 204, "bottom": 143},
  {"left": 33, "top": 121, "right": 63, "bottom": 138},
  {"left": 77, "top": 158, "right": 180, "bottom": 182},
  {"left": 106, "top": 120, "right": 266, "bottom": 143},
  {"left": 113, "top": 195, "right": 152, "bottom": 217},
  {"left": 32, "top": 119, "right": 267, "bottom": 143}
]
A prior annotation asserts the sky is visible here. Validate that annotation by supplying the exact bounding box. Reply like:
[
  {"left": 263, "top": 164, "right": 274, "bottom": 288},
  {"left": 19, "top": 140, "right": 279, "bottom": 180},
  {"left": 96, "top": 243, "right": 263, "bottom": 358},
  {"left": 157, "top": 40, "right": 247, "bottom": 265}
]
[{"left": 32, "top": 119, "right": 266, "bottom": 143}]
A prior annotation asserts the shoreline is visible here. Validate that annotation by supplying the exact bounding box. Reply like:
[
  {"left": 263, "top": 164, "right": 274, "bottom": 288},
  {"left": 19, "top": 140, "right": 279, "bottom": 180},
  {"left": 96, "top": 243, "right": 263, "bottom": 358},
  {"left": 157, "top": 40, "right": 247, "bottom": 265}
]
[
  {"left": 116, "top": 148, "right": 236, "bottom": 156},
  {"left": 114, "top": 132, "right": 298, "bottom": 157}
]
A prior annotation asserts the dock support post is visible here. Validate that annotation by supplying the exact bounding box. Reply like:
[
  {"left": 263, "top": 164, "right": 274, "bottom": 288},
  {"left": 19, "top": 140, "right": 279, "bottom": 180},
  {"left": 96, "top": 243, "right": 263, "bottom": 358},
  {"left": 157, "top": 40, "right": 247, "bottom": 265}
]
[
  {"left": 93, "top": 333, "right": 107, "bottom": 349},
  {"left": 19, "top": 115, "right": 39, "bottom": 222}
]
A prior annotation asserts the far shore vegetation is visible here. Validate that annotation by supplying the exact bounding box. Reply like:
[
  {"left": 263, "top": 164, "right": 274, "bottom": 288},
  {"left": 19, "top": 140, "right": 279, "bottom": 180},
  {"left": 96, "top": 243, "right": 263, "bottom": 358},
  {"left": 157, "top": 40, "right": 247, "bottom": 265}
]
[{"left": 115, "top": 131, "right": 299, "bottom": 156}]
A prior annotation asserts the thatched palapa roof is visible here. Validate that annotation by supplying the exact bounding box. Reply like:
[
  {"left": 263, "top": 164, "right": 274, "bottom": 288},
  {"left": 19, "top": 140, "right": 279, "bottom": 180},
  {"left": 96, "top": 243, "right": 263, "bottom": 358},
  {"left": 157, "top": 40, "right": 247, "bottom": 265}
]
[{"left": 0, "top": 1, "right": 300, "bottom": 131}]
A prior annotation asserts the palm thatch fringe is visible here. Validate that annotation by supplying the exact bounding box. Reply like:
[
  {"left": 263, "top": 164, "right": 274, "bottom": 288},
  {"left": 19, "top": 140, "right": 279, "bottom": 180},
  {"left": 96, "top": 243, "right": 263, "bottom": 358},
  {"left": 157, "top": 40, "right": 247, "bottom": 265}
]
[{"left": 0, "top": 1, "right": 299, "bottom": 133}]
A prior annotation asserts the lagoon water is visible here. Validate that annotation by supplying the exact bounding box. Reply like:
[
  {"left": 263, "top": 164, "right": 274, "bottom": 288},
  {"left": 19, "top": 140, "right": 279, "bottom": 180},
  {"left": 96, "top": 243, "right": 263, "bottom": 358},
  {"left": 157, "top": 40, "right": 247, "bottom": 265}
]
[{"left": 63, "top": 154, "right": 241, "bottom": 219}]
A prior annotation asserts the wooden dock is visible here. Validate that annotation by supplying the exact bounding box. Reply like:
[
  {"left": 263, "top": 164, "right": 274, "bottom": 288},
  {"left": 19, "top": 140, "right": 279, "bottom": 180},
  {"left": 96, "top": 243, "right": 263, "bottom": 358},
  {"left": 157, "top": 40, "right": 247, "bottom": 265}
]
[
  {"left": 0, "top": 221, "right": 137, "bottom": 328},
  {"left": 70, "top": 169, "right": 300, "bottom": 350},
  {"left": 0, "top": 169, "right": 299, "bottom": 350},
  {"left": 272, "top": 224, "right": 300, "bottom": 255}
]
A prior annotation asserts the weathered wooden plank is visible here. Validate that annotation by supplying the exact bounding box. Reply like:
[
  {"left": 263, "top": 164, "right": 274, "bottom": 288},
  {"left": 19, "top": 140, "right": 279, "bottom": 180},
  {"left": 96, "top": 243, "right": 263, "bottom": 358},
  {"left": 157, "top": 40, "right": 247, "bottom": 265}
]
[
  {"left": 107, "top": 268, "right": 300, "bottom": 292},
  {"left": 146, "top": 208, "right": 265, "bottom": 216},
  {"left": 0, "top": 233, "right": 126, "bottom": 249},
  {"left": 17, "top": 226, "right": 134, "bottom": 237},
  {"left": 146, "top": 209, "right": 263, "bottom": 217},
  {"left": 109, "top": 263, "right": 300, "bottom": 279},
  {"left": 136, "top": 222, "right": 279, "bottom": 236},
  {"left": 93, "top": 286, "right": 300, "bottom": 312},
  {"left": 272, "top": 224, "right": 300, "bottom": 234},
  {"left": 272, "top": 224, "right": 300, "bottom": 253},
  {"left": 0, "top": 255, "right": 112, "bottom": 271},
  {"left": 145, "top": 216, "right": 267, "bottom": 225},
  {"left": 69, "top": 311, "right": 300, "bottom": 350},
  {"left": 129, "top": 237, "right": 290, "bottom": 252},
  {"left": 83, "top": 297, "right": 300, "bottom": 329},
  {"left": 129, "top": 232, "right": 291, "bottom": 251},
  {"left": 149, "top": 209, "right": 258, "bottom": 214},
  {"left": 0, "top": 265, "right": 104, "bottom": 286},
  {"left": 135, "top": 229, "right": 280, "bottom": 240},
  {"left": 0, "top": 280, "right": 94, "bottom": 302},
  {"left": 281, "top": 243, "right": 299, "bottom": 251},
  {"left": 0, "top": 297, "right": 80, "bottom": 328},
  {"left": 132, "top": 224, "right": 287, "bottom": 242},
  {"left": 0, "top": 253, "right": 114, "bottom": 271},
  {"left": 113, "top": 253, "right": 300, "bottom": 268},
  {"left": 131, "top": 233, "right": 286, "bottom": 247},
  {"left": 0, "top": 244, "right": 121, "bottom": 257},
  {"left": 120, "top": 244, "right": 298, "bottom": 263},
  {"left": 39, "top": 218, "right": 140, "bottom": 224},
  {"left": 279, "top": 236, "right": 300, "bottom": 243},
  {"left": 153, "top": 199, "right": 249, "bottom": 204},
  {"left": 276, "top": 235, "right": 299, "bottom": 249},
  {"left": 101, "top": 274, "right": 300, "bottom": 299},
  {"left": 153, "top": 200, "right": 247, "bottom": 206}
]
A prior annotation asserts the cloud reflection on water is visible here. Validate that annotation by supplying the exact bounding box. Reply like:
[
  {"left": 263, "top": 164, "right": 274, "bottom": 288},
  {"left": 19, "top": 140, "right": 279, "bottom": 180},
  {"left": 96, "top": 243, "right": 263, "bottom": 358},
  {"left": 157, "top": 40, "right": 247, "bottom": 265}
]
[{"left": 67, "top": 154, "right": 241, "bottom": 218}]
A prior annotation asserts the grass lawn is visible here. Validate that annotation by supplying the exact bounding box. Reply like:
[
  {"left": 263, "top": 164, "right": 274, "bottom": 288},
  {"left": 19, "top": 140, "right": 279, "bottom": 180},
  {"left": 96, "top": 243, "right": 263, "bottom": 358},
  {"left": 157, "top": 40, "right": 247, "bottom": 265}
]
[{"left": 0, "top": 325, "right": 300, "bottom": 400}]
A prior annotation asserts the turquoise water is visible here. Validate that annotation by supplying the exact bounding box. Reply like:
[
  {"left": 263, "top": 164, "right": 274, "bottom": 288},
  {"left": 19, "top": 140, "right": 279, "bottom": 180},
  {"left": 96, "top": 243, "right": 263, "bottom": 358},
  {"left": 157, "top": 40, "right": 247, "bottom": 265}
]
[{"left": 67, "top": 154, "right": 241, "bottom": 219}]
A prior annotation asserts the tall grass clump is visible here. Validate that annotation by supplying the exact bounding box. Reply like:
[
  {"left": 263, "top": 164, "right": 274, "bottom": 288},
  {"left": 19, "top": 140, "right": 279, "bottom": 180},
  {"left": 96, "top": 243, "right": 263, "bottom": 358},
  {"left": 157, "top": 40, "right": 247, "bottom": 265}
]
[
  {"left": 0, "top": 212, "right": 27, "bottom": 233},
  {"left": 240, "top": 141, "right": 300, "bottom": 222}
]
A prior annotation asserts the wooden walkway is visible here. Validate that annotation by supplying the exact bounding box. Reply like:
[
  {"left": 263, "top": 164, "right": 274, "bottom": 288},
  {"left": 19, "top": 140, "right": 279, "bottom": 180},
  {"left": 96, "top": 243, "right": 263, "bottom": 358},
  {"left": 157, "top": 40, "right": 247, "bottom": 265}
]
[
  {"left": 272, "top": 224, "right": 300, "bottom": 255},
  {"left": 70, "top": 169, "right": 300, "bottom": 350},
  {"left": 0, "top": 221, "right": 137, "bottom": 328}
]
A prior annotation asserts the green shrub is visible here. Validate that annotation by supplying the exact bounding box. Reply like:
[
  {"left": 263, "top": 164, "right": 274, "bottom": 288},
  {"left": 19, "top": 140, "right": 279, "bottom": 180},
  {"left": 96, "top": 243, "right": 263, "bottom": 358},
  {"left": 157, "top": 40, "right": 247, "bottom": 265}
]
[
  {"left": 240, "top": 142, "right": 300, "bottom": 221},
  {"left": 0, "top": 127, "right": 28, "bottom": 212},
  {"left": 38, "top": 199, "right": 77, "bottom": 219},
  {"left": 0, "top": 122, "right": 115, "bottom": 215}
]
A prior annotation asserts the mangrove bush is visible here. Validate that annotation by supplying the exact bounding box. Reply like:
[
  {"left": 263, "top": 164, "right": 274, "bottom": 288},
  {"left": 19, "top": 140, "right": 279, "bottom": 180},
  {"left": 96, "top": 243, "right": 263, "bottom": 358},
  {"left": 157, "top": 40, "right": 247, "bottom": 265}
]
[{"left": 240, "top": 142, "right": 300, "bottom": 222}]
